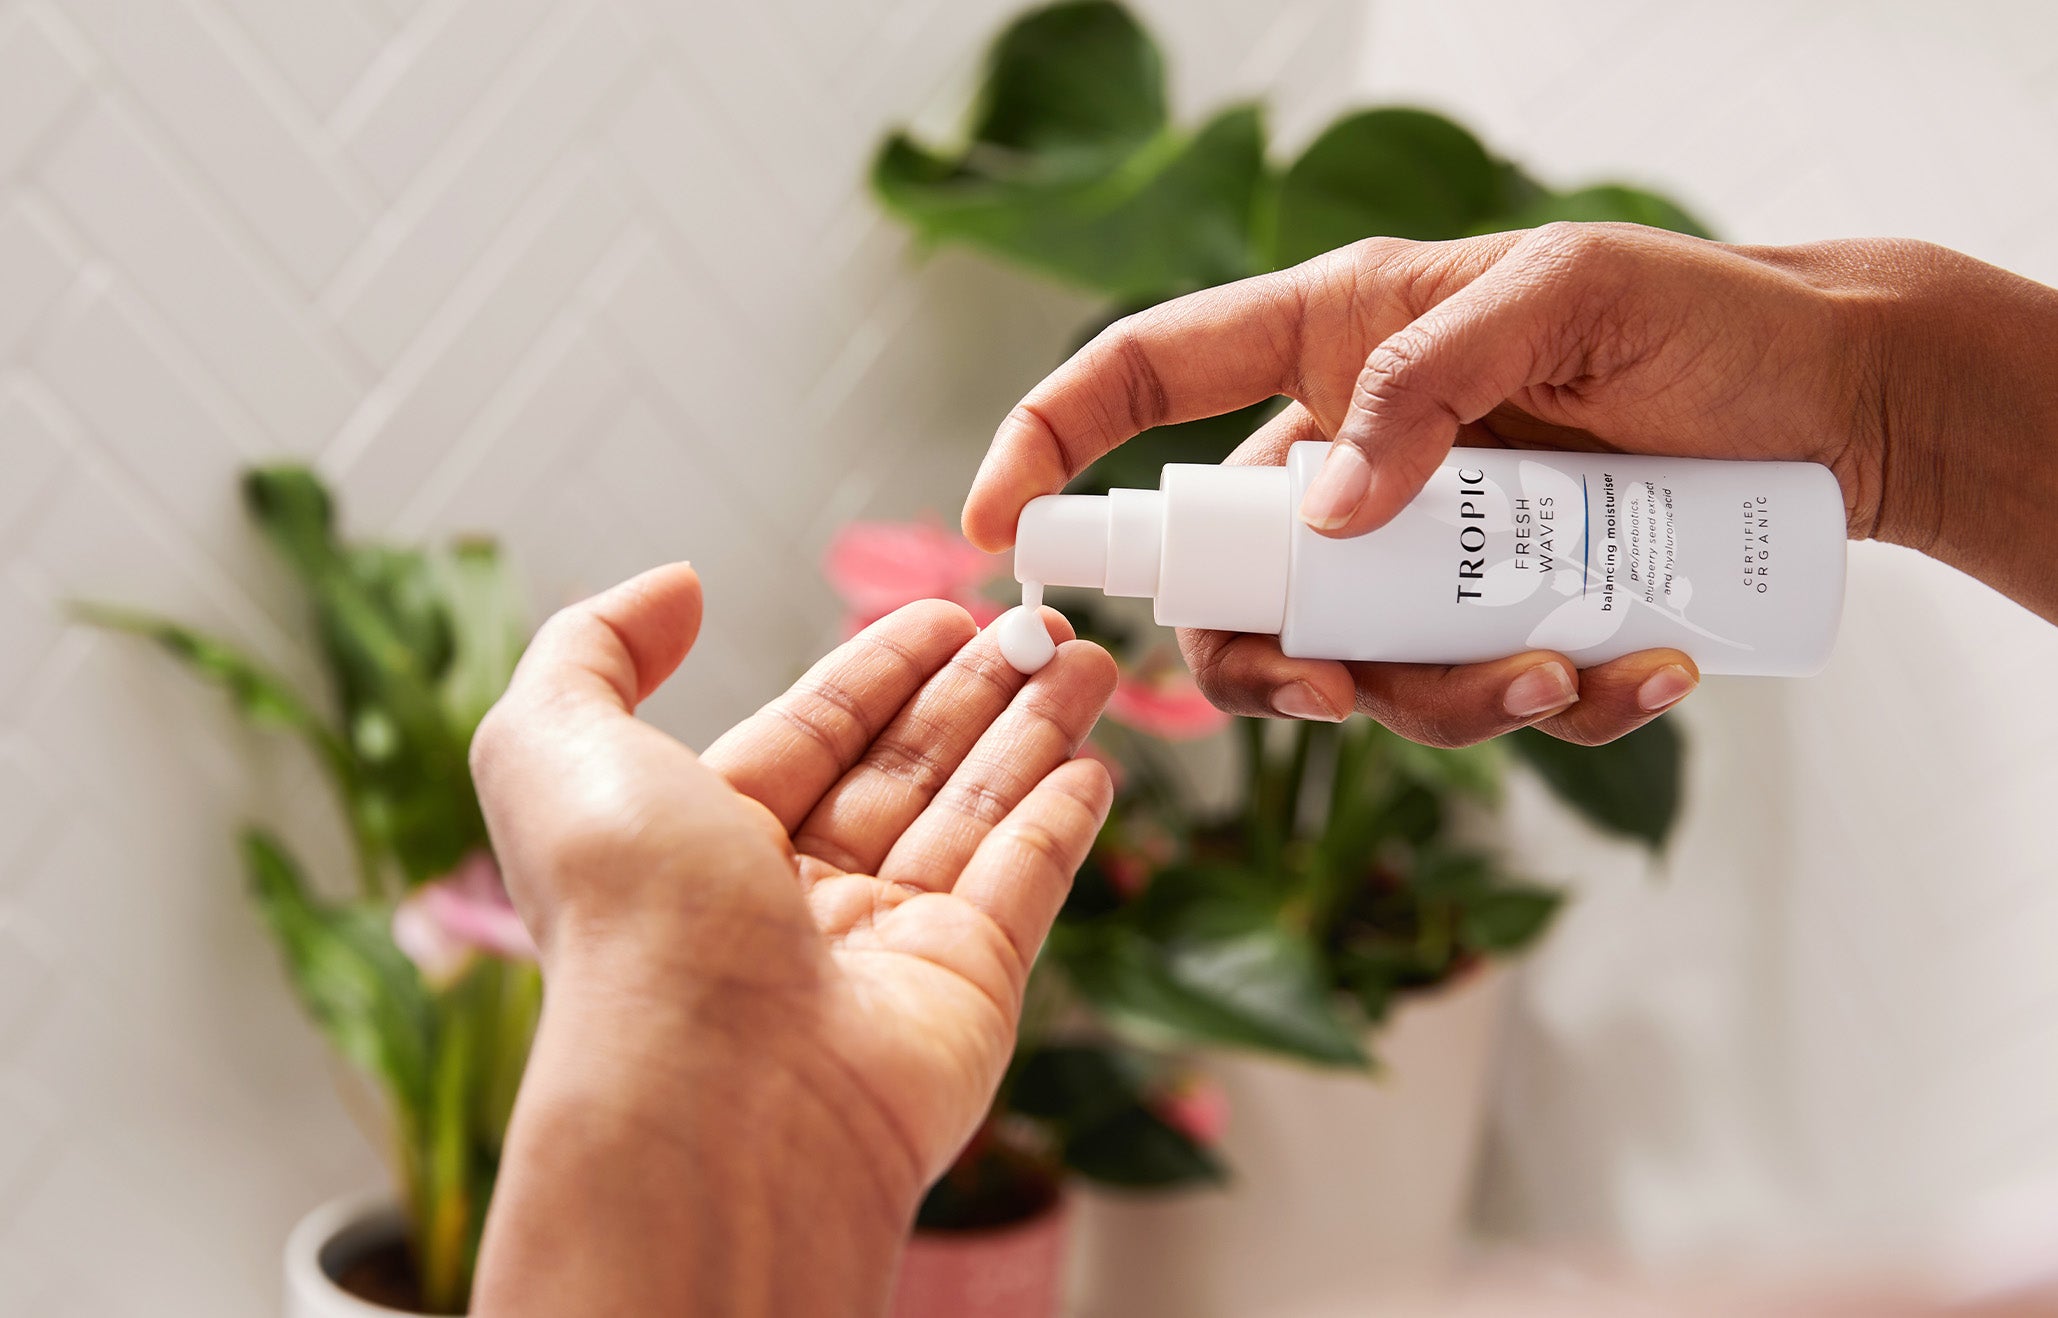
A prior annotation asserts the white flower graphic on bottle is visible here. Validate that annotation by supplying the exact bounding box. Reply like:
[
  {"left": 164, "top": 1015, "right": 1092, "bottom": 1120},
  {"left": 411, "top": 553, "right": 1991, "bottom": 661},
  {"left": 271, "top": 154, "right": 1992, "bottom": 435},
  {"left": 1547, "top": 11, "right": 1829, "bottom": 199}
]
[{"left": 1418, "top": 458, "right": 1745, "bottom": 656}]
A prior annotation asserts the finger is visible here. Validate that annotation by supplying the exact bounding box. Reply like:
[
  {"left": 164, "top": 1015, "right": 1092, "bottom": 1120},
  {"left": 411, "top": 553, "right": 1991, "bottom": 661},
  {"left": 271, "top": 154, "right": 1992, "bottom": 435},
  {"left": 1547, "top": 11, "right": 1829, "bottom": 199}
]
[
  {"left": 699, "top": 600, "right": 978, "bottom": 831},
  {"left": 963, "top": 269, "right": 1315, "bottom": 551},
  {"left": 952, "top": 757, "right": 1116, "bottom": 972},
  {"left": 1347, "top": 651, "right": 1585, "bottom": 749},
  {"left": 1177, "top": 627, "right": 1354, "bottom": 723},
  {"left": 1300, "top": 224, "right": 1617, "bottom": 537},
  {"left": 878, "top": 638, "right": 1118, "bottom": 891},
  {"left": 495, "top": 562, "right": 704, "bottom": 720},
  {"left": 1531, "top": 650, "right": 1698, "bottom": 746},
  {"left": 788, "top": 606, "right": 1078, "bottom": 875}
]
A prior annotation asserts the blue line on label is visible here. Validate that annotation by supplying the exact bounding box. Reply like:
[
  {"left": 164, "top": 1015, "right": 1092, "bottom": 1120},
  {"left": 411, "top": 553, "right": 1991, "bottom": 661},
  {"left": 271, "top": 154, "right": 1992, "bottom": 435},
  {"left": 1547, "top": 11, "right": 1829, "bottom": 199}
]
[{"left": 1580, "top": 475, "right": 1590, "bottom": 597}]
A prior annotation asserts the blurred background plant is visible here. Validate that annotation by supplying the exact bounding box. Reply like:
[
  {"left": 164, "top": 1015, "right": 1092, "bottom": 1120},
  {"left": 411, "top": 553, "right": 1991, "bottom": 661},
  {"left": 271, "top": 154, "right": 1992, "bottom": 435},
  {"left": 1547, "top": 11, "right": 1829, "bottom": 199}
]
[
  {"left": 867, "top": 0, "right": 1704, "bottom": 1233},
  {"left": 81, "top": 470, "right": 533, "bottom": 1316}
]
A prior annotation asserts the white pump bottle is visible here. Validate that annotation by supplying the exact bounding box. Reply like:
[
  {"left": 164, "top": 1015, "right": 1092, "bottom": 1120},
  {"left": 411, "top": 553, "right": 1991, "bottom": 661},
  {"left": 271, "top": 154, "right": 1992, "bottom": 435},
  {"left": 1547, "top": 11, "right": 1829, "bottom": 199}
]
[{"left": 1012, "top": 441, "right": 1847, "bottom": 676}]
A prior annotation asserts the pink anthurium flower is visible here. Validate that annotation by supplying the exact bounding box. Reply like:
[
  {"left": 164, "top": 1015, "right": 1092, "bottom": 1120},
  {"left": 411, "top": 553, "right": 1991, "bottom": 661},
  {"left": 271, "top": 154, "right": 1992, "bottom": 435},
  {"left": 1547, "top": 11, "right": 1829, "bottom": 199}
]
[
  {"left": 392, "top": 851, "right": 536, "bottom": 986},
  {"left": 1156, "top": 1074, "right": 1231, "bottom": 1147},
  {"left": 1106, "top": 670, "right": 1230, "bottom": 742},
  {"left": 823, "top": 520, "right": 1004, "bottom": 635}
]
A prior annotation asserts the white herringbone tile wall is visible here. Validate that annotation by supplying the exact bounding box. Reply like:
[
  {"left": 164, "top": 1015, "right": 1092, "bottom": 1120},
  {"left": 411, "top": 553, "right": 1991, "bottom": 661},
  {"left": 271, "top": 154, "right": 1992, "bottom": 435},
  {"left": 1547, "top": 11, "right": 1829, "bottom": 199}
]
[{"left": 0, "top": 2, "right": 1360, "bottom": 1313}]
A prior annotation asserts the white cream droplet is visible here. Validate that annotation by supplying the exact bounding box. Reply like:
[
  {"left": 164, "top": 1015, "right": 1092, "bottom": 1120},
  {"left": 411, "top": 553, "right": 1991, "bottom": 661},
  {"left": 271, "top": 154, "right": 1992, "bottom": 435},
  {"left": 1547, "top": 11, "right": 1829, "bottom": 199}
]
[{"left": 996, "top": 581, "right": 1057, "bottom": 675}]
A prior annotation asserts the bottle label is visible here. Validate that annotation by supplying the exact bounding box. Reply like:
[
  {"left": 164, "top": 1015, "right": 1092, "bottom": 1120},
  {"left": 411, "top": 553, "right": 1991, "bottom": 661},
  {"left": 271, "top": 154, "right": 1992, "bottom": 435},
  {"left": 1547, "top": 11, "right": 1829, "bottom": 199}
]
[
  {"left": 1277, "top": 440, "right": 1849, "bottom": 674},
  {"left": 1430, "top": 459, "right": 1740, "bottom": 655}
]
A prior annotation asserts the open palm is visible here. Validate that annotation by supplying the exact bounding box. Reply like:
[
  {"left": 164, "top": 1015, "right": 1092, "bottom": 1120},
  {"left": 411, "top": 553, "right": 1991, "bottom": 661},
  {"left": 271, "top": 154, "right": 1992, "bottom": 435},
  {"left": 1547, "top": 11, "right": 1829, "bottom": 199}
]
[{"left": 470, "top": 565, "right": 1117, "bottom": 1192}]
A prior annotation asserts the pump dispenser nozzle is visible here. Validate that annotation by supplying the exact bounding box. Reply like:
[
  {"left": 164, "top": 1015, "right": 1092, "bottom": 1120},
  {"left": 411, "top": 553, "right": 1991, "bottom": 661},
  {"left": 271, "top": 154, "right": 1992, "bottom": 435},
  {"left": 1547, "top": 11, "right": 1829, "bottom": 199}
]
[
  {"left": 1014, "top": 490, "right": 1164, "bottom": 597},
  {"left": 1014, "top": 465, "right": 1292, "bottom": 636}
]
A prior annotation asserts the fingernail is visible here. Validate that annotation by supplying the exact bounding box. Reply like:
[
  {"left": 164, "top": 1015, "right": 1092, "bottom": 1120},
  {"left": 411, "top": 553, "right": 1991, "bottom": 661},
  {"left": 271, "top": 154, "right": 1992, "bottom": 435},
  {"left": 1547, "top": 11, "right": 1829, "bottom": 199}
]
[
  {"left": 1272, "top": 681, "right": 1345, "bottom": 722},
  {"left": 1637, "top": 664, "right": 1698, "bottom": 712},
  {"left": 1503, "top": 663, "right": 1577, "bottom": 719},
  {"left": 1299, "top": 444, "right": 1372, "bottom": 531}
]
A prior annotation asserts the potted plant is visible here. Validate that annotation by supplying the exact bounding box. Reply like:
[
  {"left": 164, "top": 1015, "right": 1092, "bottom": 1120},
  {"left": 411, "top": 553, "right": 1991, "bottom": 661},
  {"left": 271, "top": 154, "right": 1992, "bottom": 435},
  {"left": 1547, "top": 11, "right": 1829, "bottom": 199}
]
[
  {"left": 868, "top": 4, "right": 1698, "bottom": 1309},
  {"left": 84, "top": 469, "right": 534, "bottom": 1316}
]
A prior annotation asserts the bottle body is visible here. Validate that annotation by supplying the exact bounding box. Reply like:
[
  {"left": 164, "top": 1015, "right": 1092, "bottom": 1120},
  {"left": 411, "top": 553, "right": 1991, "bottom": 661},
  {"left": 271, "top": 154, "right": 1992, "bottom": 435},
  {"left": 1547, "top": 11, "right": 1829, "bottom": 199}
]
[
  {"left": 1011, "top": 441, "right": 1849, "bottom": 677},
  {"left": 1275, "top": 443, "right": 1846, "bottom": 675}
]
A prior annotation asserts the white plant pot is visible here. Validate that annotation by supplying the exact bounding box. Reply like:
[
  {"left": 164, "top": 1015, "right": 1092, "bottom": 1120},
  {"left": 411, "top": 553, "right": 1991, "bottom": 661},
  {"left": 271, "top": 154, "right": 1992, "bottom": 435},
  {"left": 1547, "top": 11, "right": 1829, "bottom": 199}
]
[
  {"left": 1069, "top": 969, "right": 1507, "bottom": 1318},
  {"left": 285, "top": 1192, "right": 450, "bottom": 1318}
]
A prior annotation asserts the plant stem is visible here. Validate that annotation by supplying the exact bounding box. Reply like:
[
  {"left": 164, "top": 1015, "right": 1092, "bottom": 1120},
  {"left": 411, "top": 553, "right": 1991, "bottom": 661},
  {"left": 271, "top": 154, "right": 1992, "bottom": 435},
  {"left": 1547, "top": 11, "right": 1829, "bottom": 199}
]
[
  {"left": 477, "top": 960, "right": 541, "bottom": 1152},
  {"left": 416, "top": 974, "right": 483, "bottom": 1313},
  {"left": 1278, "top": 721, "right": 1315, "bottom": 845},
  {"left": 1241, "top": 718, "right": 1282, "bottom": 873},
  {"left": 1305, "top": 724, "right": 1390, "bottom": 940}
]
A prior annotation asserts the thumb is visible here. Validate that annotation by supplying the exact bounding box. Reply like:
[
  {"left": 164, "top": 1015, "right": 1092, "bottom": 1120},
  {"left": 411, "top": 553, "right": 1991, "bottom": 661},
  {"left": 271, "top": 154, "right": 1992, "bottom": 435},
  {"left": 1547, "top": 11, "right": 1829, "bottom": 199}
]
[
  {"left": 1298, "top": 233, "right": 1586, "bottom": 537},
  {"left": 469, "top": 561, "right": 706, "bottom": 821},
  {"left": 467, "top": 561, "right": 710, "bottom": 896},
  {"left": 500, "top": 562, "right": 704, "bottom": 719}
]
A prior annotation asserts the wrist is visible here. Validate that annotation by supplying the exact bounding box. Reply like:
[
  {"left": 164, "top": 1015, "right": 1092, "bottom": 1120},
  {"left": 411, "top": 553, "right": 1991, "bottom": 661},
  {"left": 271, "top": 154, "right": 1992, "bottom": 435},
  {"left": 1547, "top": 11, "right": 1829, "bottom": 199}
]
[
  {"left": 1862, "top": 241, "right": 2058, "bottom": 609},
  {"left": 542, "top": 958, "right": 927, "bottom": 1215},
  {"left": 476, "top": 975, "right": 922, "bottom": 1317}
]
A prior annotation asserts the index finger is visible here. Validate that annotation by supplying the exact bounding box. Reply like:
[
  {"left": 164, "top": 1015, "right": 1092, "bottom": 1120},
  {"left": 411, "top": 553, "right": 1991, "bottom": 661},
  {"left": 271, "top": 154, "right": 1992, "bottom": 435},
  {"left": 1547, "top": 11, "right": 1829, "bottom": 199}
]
[{"left": 962, "top": 268, "right": 1313, "bottom": 552}]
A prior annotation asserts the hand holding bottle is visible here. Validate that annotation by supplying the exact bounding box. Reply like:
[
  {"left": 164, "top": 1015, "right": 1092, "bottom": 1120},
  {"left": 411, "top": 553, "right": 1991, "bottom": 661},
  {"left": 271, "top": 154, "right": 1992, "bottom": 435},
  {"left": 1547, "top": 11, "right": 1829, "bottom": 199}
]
[{"left": 964, "top": 222, "right": 2058, "bottom": 746}]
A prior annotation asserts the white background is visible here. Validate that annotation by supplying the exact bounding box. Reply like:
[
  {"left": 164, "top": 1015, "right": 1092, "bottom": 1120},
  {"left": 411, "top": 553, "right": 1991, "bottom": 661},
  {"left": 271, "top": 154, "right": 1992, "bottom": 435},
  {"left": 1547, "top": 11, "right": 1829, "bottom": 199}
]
[{"left": 4, "top": 0, "right": 2058, "bottom": 1313}]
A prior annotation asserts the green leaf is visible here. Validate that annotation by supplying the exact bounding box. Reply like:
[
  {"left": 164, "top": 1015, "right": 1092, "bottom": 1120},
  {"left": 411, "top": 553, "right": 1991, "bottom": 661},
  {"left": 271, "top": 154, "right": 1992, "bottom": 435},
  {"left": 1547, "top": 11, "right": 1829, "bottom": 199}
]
[
  {"left": 1333, "top": 943, "right": 1435, "bottom": 1029},
  {"left": 876, "top": 103, "right": 1267, "bottom": 300},
  {"left": 1011, "top": 1041, "right": 1153, "bottom": 1128},
  {"left": 241, "top": 467, "right": 337, "bottom": 579},
  {"left": 345, "top": 544, "right": 454, "bottom": 683},
  {"left": 1483, "top": 183, "right": 1713, "bottom": 238},
  {"left": 1508, "top": 716, "right": 1684, "bottom": 848},
  {"left": 438, "top": 537, "right": 526, "bottom": 735},
  {"left": 73, "top": 604, "right": 349, "bottom": 774},
  {"left": 1053, "top": 872, "right": 1367, "bottom": 1066},
  {"left": 1385, "top": 729, "right": 1503, "bottom": 801},
  {"left": 1409, "top": 847, "right": 1499, "bottom": 898},
  {"left": 243, "top": 465, "right": 485, "bottom": 885},
  {"left": 1063, "top": 1103, "right": 1224, "bottom": 1188},
  {"left": 1268, "top": 108, "right": 1507, "bottom": 266},
  {"left": 970, "top": 0, "right": 1166, "bottom": 179},
  {"left": 242, "top": 829, "right": 434, "bottom": 1117},
  {"left": 1010, "top": 1043, "right": 1223, "bottom": 1189},
  {"left": 1458, "top": 883, "right": 1563, "bottom": 953}
]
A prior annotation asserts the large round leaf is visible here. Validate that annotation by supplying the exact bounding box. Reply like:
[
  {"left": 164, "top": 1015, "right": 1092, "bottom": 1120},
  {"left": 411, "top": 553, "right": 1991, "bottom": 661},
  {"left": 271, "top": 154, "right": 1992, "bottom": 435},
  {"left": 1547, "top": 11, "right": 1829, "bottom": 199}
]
[
  {"left": 1268, "top": 108, "right": 1506, "bottom": 266},
  {"left": 971, "top": 0, "right": 1165, "bottom": 179},
  {"left": 1508, "top": 716, "right": 1685, "bottom": 848},
  {"left": 875, "top": 104, "right": 1267, "bottom": 299}
]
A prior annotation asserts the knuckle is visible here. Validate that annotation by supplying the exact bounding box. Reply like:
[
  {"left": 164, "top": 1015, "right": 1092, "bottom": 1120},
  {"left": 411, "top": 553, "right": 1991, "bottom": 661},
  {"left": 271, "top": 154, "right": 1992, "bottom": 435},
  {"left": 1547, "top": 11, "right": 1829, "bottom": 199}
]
[
  {"left": 1354, "top": 330, "right": 1436, "bottom": 414},
  {"left": 937, "top": 775, "right": 1016, "bottom": 828},
  {"left": 1523, "top": 220, "right": 1607, "bottom": 267},
  {"left": 865, "top": 727, "right": 957, "bottom": 796},
  {"left": 1355, "top": 671, "right": 1487, "bottom": 749},
  {"left": 1006, "top": 816, "right": 1074, "bottom": 874},
  {"left": 1092, "top": 316, "right": 1170, "bottom": 435},
  {"left": 1186, "top": 656, "right": 1251, "bottom": 718}
]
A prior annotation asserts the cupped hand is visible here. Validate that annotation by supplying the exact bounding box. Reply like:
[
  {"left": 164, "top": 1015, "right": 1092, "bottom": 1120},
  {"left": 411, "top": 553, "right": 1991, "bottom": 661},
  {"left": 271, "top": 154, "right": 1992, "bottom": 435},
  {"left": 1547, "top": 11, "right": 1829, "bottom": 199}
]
[
  {"left": 965, "top": 222, "right": 1927, "bottom": 746},
  {"left": 469, "top": 563, "right": 1117, "bottom": 1205}
]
